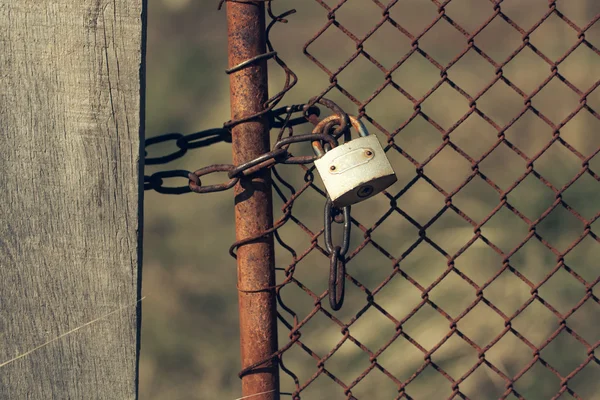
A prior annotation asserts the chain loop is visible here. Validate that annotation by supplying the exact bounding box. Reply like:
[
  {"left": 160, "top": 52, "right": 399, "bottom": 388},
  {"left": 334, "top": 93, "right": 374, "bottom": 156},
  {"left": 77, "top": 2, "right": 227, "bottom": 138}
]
[
  {"left": 324, "top": 199, "right": 351, "bottom": 256},
  {"left": 189, "top": 164, "right": 239, "bottom": 194},
  {"left": 324, "top": 198, "right": 351, "bottom": 311},
  {"left": 228, "top": 148, "right": 288, "bottom": 179},
  {"left": 305, "top": 96, "right": 351, "bottom": 138},
  {"left": 329, "top": 246, "right": 345, "bottom": 311}
]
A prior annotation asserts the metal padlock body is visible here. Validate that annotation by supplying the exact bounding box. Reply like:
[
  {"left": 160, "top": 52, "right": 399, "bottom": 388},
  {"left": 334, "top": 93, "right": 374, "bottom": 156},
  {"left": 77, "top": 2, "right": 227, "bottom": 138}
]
[{"left": 314, "top": 116, "right": 397, "bottom": 208}]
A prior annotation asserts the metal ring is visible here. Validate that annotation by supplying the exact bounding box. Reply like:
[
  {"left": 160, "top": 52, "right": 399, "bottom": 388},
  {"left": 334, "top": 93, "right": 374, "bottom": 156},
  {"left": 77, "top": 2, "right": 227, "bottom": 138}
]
[
  {"left": 329, "top": 246, "right": 345, "bottom": 311},
  {"left": 324, "top": 198, "right": 351, "bottom": 256},
  {"left": 189, "top": 164, "right": 239, "bottom": 194},
  {"left": 304, "top": 97, "right": 350, "bottom": 136},
  {"left": 312, "top": 115, "right": 369, "bottom": 157}
]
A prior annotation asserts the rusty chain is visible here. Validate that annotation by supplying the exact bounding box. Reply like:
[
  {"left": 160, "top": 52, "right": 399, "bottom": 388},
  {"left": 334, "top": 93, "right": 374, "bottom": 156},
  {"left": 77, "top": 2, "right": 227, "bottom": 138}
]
[{"left": 144, "top": 101, "right": 341, "bottom": 194}]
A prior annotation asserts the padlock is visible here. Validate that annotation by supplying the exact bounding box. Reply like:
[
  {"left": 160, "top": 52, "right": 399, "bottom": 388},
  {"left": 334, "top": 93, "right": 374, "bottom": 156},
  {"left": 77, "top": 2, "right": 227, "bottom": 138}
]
[{"left": 313, "top": 115, "right": 397, "bottom": 208}]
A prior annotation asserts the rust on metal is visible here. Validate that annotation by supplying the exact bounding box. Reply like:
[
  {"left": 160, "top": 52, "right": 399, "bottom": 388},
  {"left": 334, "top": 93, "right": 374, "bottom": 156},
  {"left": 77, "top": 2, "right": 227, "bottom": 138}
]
[
  {"left": 188, "top": 164, "right": 239, "bottom": 193},
  {"left": 144, "top": 0, "right": 600, "bottom": 397},
  {"left": 226, "top": 1, "right": 279, "bottom": 399}
]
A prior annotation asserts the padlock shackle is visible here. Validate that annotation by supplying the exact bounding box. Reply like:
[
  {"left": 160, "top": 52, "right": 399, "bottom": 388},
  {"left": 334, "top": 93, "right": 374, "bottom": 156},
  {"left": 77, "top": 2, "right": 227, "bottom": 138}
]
[
  {"left": 312, "top": 115, "right": 369, "bottom": 157},
  {"left": 305, "top": 97, "right": 351, "bottom": 137}
]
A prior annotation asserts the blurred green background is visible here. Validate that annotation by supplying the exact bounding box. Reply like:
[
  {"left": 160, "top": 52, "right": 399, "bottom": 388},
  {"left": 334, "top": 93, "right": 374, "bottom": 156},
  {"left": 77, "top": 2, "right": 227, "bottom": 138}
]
[{"left": 141, "top": 1, "right": 600, "bottom": 399}]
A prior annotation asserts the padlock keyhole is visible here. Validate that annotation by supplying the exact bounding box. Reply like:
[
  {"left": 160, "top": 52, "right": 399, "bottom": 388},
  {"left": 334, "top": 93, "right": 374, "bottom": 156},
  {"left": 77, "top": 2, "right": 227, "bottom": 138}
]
[{"left": 357, "top": 185, "right": 374, "bottom": 198}]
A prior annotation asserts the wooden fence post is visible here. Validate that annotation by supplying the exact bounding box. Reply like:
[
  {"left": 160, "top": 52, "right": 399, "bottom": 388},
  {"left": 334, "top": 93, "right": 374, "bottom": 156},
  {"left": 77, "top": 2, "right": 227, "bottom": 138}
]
[{"left": 0, "top": 1, "right": 145, "bottom": 398}]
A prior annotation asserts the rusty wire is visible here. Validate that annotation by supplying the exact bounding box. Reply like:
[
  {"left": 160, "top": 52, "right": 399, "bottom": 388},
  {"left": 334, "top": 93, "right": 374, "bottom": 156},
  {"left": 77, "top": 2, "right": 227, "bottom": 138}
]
[{"left": 146, "top": 0, "right": 600, "bottom": 398}]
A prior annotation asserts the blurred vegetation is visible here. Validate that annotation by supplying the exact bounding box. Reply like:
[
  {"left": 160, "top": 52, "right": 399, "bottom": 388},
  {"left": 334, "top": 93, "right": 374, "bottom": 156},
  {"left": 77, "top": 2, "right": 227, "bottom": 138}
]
[{"left": 140, "top": 0, "right": 600, "bottom": 399}]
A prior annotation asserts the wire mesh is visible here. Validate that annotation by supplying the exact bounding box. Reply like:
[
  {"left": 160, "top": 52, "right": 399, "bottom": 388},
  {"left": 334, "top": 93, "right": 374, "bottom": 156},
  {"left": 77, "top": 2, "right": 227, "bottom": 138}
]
[{"left": 255, "top": 1, "right": 600, "bottom": 398}]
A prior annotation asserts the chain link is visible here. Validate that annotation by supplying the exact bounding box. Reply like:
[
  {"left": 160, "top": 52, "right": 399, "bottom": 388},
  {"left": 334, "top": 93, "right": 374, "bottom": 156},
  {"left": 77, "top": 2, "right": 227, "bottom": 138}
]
[{"left": 324, "top": 198, "right": 351, "bottom": 311}]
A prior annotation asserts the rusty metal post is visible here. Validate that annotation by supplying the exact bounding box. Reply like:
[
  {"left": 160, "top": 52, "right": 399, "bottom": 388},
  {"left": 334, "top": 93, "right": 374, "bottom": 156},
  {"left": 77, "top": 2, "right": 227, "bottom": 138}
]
[{"left": 226, "top": 2, "right": 279, "bottom": 400}]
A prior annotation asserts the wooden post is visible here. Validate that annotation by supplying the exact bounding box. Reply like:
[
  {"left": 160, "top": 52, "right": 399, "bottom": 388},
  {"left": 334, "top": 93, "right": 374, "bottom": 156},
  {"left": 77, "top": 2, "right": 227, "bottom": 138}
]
[{"left": 0, "top": 1, "right": 145, "bottom": 398}]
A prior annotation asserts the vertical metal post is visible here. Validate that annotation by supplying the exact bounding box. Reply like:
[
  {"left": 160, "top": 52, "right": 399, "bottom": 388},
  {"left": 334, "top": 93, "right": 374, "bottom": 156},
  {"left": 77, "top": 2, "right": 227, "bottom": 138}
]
[{"left": 226, "top": 2, "right": 279, "bottom": 400}]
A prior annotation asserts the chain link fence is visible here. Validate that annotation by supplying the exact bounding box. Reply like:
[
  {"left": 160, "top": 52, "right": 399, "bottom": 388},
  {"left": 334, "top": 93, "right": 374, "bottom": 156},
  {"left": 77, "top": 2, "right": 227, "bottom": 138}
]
[{"left": 144, "top": 0, "right": 600, "bottom": 398}]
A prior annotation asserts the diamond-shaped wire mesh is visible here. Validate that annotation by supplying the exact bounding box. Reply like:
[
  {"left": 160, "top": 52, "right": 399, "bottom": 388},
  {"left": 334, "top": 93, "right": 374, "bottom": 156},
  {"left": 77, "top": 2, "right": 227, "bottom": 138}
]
[{"left": 262, "top": 0, "right": 600, "bottom": 398}]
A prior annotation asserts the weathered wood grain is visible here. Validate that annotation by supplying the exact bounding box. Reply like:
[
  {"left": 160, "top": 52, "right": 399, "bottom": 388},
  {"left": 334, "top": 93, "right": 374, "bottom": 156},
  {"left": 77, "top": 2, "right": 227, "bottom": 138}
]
[{"left": 0, "top": 1, "right": 145, "bottom": 398}]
